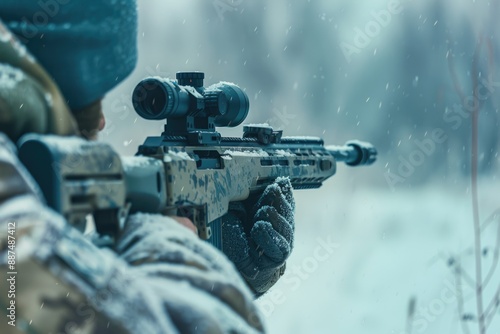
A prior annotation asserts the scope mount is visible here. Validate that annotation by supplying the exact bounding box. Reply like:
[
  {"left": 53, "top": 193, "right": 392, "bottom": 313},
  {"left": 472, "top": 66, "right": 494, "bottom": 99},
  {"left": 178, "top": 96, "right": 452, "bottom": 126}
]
[{"left": 159, "top": 71, "right": 236, "bottom": 146}]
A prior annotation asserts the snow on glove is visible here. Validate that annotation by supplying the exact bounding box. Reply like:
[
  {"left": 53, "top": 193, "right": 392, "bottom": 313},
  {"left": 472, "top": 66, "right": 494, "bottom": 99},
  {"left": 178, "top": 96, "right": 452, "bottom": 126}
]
[{"left": 222, "top": 177, "right": 295, "bottom": 295}]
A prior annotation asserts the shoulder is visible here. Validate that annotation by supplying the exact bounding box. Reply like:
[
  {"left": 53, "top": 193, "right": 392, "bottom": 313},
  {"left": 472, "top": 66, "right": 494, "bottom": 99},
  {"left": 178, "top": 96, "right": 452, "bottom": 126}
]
[
  {"left": 0, "top": 20, "right": 77, "bottom": 141},
  {"left": 0, "top": 62, "right": 51, "bottom": 141}
]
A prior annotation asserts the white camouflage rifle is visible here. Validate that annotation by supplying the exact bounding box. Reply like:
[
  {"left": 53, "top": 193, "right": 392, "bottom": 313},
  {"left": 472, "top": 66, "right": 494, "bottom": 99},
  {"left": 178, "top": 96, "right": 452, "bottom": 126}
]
[{"left": 18, "top": 72, "right": 376, "bottom": 250}]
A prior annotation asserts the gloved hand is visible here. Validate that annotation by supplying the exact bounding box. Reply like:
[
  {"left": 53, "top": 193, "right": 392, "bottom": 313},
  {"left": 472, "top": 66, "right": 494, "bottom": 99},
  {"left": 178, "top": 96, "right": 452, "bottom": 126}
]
[{"left": 222, "top": 177, "right": 295, "bottom": 295}]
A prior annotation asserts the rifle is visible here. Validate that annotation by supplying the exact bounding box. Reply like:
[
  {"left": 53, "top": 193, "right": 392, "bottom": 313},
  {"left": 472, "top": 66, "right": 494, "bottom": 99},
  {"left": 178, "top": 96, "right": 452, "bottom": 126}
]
[{"left": 18, "top": 72, "right": 376, "bottom": 250}]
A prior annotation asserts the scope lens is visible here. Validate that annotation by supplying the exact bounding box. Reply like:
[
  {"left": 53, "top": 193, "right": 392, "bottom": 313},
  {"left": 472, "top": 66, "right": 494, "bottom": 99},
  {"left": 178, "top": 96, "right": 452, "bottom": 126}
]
[
  {"left": 132, "top": 78, "right": 174, "bottom": 120},
  {"left": 144, "top": 83, "right": 166, "bottom": 116}
]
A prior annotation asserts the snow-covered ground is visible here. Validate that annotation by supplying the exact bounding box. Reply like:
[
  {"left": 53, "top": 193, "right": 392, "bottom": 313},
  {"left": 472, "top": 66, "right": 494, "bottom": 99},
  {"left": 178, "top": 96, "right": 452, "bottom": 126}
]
[{"left": 257, "top": 176, "right": 500, "bottom": 334}]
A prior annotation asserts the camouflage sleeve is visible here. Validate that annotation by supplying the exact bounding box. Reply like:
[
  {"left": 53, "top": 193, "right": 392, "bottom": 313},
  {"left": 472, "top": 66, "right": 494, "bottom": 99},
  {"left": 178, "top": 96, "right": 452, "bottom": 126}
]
[
  {"left": 115, "top": 213, "right": 266, "bottom": 333},
  {"left": 0, "top": 194, "right": 181, "bottom": 334}
]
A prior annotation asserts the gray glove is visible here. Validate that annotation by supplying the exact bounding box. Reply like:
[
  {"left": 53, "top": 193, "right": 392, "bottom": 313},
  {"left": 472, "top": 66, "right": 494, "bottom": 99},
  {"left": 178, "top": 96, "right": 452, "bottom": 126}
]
[{"left": 222, "top": 177, "right": 295, "bottom": 295}]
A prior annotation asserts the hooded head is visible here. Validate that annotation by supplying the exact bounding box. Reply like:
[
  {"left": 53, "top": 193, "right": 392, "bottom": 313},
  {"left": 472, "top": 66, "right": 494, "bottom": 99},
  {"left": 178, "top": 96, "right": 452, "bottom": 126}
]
[{"left": 0, "top": 0, "right": 138, "bottom": 111}]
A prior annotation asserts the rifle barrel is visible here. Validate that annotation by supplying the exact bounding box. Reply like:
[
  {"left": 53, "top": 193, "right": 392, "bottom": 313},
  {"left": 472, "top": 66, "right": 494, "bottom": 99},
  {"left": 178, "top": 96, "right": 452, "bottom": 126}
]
[{"left": 326, "top": 140, "right": 377, "bottom": 166}]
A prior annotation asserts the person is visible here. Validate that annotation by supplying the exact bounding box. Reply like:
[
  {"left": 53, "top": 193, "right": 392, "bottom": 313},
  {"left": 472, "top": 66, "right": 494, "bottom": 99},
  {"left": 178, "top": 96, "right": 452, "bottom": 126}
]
[{"left": 0, "top": 1, "right": 295, "bottom": 333}]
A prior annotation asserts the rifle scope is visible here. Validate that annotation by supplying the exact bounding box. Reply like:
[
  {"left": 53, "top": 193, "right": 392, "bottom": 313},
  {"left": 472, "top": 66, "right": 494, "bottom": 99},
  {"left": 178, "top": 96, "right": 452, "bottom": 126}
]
[{"left": 132, "top": 72, "right": 249, "bottom": 127}]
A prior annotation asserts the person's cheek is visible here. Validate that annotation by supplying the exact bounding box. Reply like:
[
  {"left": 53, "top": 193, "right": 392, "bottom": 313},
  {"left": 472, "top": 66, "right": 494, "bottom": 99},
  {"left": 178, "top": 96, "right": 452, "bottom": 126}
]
[{"left": 98, "top": 112, "right": 106, "bottom": 131}]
